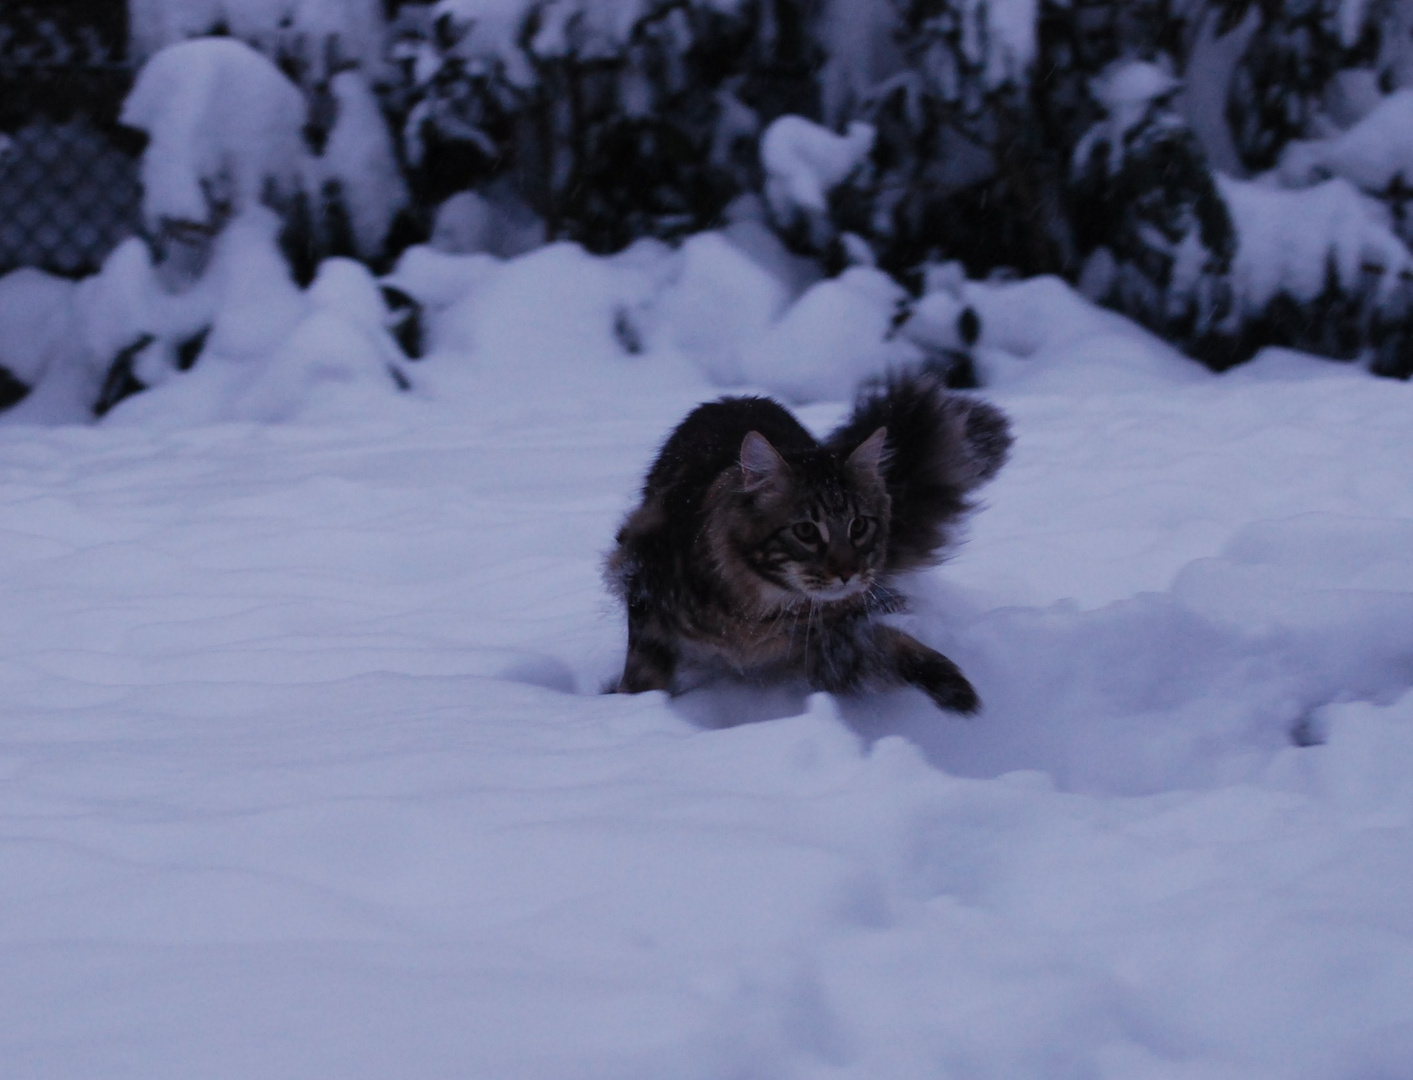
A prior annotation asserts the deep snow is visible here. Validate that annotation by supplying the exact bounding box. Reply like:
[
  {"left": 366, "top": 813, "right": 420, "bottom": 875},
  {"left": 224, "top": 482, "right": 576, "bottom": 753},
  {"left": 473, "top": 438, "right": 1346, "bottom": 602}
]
[{"left": 3, "top": 238, "right": 1413, "bottom": 1078}]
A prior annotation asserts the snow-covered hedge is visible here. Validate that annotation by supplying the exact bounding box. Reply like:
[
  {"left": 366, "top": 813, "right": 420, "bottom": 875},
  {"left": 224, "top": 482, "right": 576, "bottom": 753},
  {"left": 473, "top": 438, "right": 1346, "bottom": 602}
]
[
  {"left": 376, "top": 0, "right": 1413, "bottom": 385},
  {"left": 7, "top": 0, "right": 1413, "bottom": 424}
]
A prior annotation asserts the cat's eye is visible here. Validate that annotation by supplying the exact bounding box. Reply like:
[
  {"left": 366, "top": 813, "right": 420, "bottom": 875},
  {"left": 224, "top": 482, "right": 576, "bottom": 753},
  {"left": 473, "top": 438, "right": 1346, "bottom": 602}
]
[
  {"left": 792, "top": 521, "right": 822, "bottom": 545},
  {"left": 849, "top": 517, "right": 874, "bottom": 542}
]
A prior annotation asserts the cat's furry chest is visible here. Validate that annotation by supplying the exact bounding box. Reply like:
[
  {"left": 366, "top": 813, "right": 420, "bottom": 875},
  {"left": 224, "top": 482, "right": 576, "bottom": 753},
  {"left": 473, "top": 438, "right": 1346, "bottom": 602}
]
[{"left": 669, "top": 567, "right": 875, "bottom": 678}]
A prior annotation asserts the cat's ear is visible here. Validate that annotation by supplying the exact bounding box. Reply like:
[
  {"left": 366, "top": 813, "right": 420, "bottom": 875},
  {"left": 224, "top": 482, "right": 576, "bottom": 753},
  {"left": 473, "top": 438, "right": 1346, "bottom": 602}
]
[
  {"left": 847, "top": 426, "right": 889, "bottom": 478},
  {"left": 740, "top": 431, "right": 790, "bottom": 492}
]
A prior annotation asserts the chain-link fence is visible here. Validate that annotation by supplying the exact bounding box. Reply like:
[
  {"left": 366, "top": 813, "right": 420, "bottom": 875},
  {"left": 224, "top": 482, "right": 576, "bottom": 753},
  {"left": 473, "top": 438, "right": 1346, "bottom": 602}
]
[{"left": 0, "top": 1, "right": 143, "bottom": 278}]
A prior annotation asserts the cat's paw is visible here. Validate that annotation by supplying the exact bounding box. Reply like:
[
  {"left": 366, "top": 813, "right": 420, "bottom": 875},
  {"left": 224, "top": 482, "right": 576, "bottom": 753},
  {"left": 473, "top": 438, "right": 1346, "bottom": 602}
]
[
  {"left": 880, "top": 626, "right": 981, "bottom": 715},
  {"left": 617, "top": 652, "right": 675, "bottom": 694},
  {"left": 617, "top": 672, "right": 671, "bottom": 694},
  {"left": 911, "top": 654, "right": 981, "bottom": 715}
]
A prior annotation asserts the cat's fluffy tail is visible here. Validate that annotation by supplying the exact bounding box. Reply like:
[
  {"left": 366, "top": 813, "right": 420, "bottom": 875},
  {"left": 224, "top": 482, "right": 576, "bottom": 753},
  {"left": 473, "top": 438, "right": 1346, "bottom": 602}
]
[{"left": 827, "top": 371, "right": 1012, "bottom": 572}]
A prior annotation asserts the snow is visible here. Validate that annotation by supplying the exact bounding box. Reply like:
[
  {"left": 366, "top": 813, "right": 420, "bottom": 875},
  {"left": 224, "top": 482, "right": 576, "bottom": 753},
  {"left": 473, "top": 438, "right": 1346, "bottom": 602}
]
[
  {"left": 122, "top": 39, "right": 406, "bottom": 263},
  {"left": 962, "top": 0, "right": 1037, "bottom": 87},
  {"left": 1074, "top": 61, "right": 1182, "bottom": 179},
  {"left": 120, "top": 38, "right": 307, "bottom": 230},
  {"left": 1177, "top": 4, "right": 1258, "bottom": 176},
  {"left": 0, "top": 268, "right": 78, "bottom": 387},
  {"left": 437, "top": 0, "right": 744, "bottom": 69},
  {"left": 0, "top": 209, "right": 407, "bottom": 427},
  {"left": 656, "top": 231, "right": 792, "bottom": 386},
  {"left": 986, "top": 0, "right": 1038, "bottom": 75},
  {"left": 1280, "top": 88, "right": 1413, "bottom": 192},
  {"left": 760, "top": 116, "right": 876, "bottom": 222},
  {"left": 1337, "top": 0, "right": 1375, "bottom": 47},
  {"left": 738, "top": 265, "right": 918, "bottom": 401},
  {"left": 101, "top": 214, "right": 407, "bottom": 427},
  {"left": 429, "top": 189, "right": 545, "bottom": 259},
  {"left": 1090, "top": 60, "right": 1177, "bottom": 141},
  {"left": 819, "top": 0, "right": 906, "bottom": 125},
  {"left": 1214, "top": 174, "right": 1413, "bottom": 313},
  {"left": 3, "top": 229, "right": 1413, "bottom": 1076},
  {"left": 303, "top": 71, "right": 410, "bottom": 262},
  {"left": 964, "top": 274, "right": 1198, "bottom": 393}
]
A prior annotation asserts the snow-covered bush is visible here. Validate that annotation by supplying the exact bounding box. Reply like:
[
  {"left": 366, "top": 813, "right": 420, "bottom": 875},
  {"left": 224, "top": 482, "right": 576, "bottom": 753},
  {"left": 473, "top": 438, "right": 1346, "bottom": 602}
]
[
  {"left": 108, "top": 0, "right": 1413, "bottom": 382},
  {"left": 789, "top": 0, "right": 1413, "bottom": 375},
  {"left": 125, "top": 1, "right": 409, "bottom": 276},
  {"left": 1214, "top": 175, "right": 1413, "bottom": 377},
  {"left": 122, "top": 38, "right": 308, "bottom": 237},
  {"left": 1279, "top": 88, "right": 1413, "bottom": 194},
  {"left": 760, "top": 115, "right": 874, "bottom": 248},
  {"left": 296, "top": 68, "right": 412, "bottom": 271},
  {"left": 0, "top": 29, "right": 417, "bottom": 423},
  {"left": 13, "top": 0, "right": 1413, "bottom": 422},
  {"left": 0, "top": 207, "right": 413, "bottom": 425},
  {"left": 1065, "top": 56, "right": 1413, "bottom": 373}
]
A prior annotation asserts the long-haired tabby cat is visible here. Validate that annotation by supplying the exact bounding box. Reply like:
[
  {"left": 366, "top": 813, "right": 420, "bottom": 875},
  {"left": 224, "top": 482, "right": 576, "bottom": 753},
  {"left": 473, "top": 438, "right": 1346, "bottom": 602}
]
[{"left": 605, "top": 372, "right": 1011, "bottom": 712}]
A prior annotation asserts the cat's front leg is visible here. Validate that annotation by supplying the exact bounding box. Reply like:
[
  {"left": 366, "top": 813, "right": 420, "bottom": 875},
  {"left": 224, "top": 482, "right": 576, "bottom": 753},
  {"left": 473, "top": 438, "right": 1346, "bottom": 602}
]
[
  {"left": 617, "top": 611, "right": 679, "bottom": 694},
  {"left": 876, "top": 625, "right": 980, "bottom": 714}
]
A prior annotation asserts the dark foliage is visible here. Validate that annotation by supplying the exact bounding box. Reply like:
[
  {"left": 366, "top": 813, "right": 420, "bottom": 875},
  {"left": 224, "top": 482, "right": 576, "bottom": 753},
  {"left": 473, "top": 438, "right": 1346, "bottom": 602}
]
[
  {"left": 392, "top": 0, "right": 824, "bottom": 253},
  {"left": 1219, "top": 0, "right": 1379, "bottom": 172}
]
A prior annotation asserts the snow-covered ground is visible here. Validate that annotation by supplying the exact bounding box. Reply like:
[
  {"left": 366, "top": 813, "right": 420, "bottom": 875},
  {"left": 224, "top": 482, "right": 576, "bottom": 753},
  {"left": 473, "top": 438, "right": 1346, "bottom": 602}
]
[{"left": 4, "top": 239, "right": 1413, "bottom": 1078}]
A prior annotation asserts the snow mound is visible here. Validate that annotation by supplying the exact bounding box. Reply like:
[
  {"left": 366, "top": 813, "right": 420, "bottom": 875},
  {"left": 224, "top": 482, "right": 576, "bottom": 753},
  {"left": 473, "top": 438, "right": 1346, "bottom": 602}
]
[
  {"left": 3, "top": 202, "right": 1413, "bottom": 1075},
  {"left": 121, "top": 37, "right": 307, "bottom": 230},
  {"left": 429, "top": 188, "right": 545, "bottom": 259},
  {"left": 0, "top": 268, "right": 78, "bottom": 388},
  {"left": 104, "top": 214, "right": 407, "bottom": 426},
  {"left": 962, "top": 275, "right": 1199, "bottom": 392},
  {"left": 739, "top": 266, "right": 920, "bottom": 402},
  {"left": 656, "top": 231, "right": 792, "bottom": 385},
  {"left": 0, "top": 210, "right": 410, "bottom": 427}
]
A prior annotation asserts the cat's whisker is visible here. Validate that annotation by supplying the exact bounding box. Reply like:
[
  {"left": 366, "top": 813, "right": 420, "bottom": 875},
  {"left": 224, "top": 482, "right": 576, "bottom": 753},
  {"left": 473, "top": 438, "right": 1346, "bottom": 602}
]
[{"left": 801, "top": 599, "right": 817, "bottom": 674}]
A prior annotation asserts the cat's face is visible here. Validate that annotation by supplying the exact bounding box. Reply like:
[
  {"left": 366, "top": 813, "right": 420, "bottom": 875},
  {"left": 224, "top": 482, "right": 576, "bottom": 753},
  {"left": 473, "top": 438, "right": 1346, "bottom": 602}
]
[{"left": 730, "top": 427, "right": 891, "bottom": 605}]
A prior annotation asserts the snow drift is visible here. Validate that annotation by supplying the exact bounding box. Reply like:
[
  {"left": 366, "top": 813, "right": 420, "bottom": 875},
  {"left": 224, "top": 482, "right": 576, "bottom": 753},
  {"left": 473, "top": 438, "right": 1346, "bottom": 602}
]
[{"left": 1, "top": 214, "right": 1412, "bottom": 1077}]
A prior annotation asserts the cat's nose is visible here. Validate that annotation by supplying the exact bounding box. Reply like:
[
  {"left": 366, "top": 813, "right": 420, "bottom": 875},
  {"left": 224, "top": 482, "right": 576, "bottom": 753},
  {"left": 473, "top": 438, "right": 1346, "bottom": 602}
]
[{"left": 836, "top": 568, "right": 855, "bottom": 584}]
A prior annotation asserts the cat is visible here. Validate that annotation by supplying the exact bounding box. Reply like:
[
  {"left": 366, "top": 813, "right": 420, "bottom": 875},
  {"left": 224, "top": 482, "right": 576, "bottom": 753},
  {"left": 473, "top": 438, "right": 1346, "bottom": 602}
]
[{"left": 605, "top": 371, "right": 1012, "bottom": 712}]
